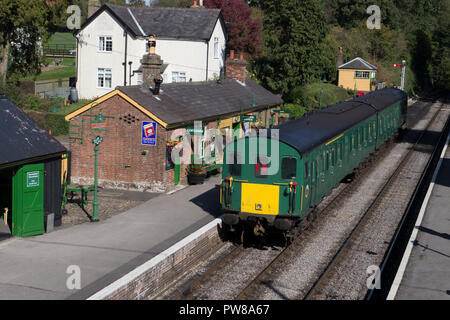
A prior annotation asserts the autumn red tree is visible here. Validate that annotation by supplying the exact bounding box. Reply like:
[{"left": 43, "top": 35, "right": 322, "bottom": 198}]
[{"left": 204, "top": 0, "right": 262, "bottom": 58}]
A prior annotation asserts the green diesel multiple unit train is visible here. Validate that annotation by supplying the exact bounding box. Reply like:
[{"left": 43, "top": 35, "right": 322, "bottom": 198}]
[{"left": 220, "top": 88, "right": 407, "bottom": 235}]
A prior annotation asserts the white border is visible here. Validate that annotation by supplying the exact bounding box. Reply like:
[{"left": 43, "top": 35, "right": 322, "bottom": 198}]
[
  {"left": 387, "top": 131, "right": 450, "bottom": 300},
  {"left": 87, "top": 217, "right": 222, "bottom": 300}
]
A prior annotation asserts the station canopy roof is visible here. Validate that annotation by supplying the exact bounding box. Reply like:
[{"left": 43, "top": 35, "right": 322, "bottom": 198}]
[{"left": 116, "top": 78, "right": 283, "bottom": 126}]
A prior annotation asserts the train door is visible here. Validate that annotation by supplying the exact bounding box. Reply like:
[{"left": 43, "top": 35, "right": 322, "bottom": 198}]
[
  {"left": 337, "top": 142, "right": 343, "bottom": 180},
  {"left": 311, "top": 157, "right": 318, "bottom": 206},
  {"left": 302, "top": 159, "right": 311, "bottom": 214},
  {"left": 319, "top": 149, "right": 325, "bottom": 198}
]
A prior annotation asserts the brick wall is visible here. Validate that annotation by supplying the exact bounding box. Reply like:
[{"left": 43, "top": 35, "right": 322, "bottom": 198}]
[
  {"left": 69, "top": 94, "right": 281, "bottom": 192},
  {"left": 225, "top": 54, "right": 247, "bottom": 83},
  {"left": 96, "top": 220, "right": 223, "bottom": 300},
  {"left": 69, "top": 95, "right": 170, "bottom": 192}
]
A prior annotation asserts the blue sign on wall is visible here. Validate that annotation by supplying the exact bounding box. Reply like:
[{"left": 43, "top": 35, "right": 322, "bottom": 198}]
[{"left": 142, "top": 121, "right": 157, "bottom": 146}]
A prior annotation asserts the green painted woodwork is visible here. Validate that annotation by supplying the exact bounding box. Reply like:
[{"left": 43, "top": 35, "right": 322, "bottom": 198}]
[{"left": 12, "top": 163, "right": 45, "bottom": 237}]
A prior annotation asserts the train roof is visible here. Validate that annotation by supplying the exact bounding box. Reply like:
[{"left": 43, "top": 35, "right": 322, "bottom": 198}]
[{"left": 273, "top": 88, "right": 407, "bottom": 156}]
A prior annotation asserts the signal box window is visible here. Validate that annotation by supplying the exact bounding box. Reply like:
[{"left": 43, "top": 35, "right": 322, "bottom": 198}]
[
  {"left": 255, "top": 157, "right": 269, "bottom": 178},
  {"left": 282, "top": 157, "right": 297, "bottom": 180}
]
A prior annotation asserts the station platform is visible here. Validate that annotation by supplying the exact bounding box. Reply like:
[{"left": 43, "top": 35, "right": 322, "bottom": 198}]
[
  {"left": 0, "top": 176, "right": 221, "bottom": 300},
  {"left": 391, "top": 132, "right": 450, "bottom": 300}
]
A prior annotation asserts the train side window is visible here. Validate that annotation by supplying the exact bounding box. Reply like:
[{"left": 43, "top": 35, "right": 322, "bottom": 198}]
[
  {"left": 282, "top": 157, "right": 297, "bottom": 180},
  {"left": 304, "top": 162, "right": 309, "bottom": 179},
  {"left": 333, "top": 144, "right": 339, "bottom": 165},
  {"left": 316, "top": 159, "right": 319, "bottom": 180},
  {"left": 326, "top": 150, "right": 329, "bottom": 171},
  {"left": 228, "top": 153, "right": 241, "bottom": 177}
]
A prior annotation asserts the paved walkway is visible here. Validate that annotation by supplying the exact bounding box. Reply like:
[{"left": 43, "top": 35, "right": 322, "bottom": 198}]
[
  {"left": 0, "top": 177, "right": 221, "bottom": 300},
  {"left": 394, "top": 134, "right": 450, "bottom": 300}
]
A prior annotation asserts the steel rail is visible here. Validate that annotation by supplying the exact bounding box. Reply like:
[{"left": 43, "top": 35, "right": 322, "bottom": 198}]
[
  {"left": 303, "top": 103, "right": 443, "bottom": 300},
  {"left": 366, "top": 105, "right": 449, "bottom": 300}
]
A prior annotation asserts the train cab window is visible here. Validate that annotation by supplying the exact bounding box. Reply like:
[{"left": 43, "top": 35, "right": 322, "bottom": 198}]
[
  {"left": 228, "top": 153, "right": 242, "bottom": 177},
  {"left": 282, "top": 157, "right": 297, "bottom": 180},
  {"left": 255, "top": 156, "right": 269, "bottom": 178}
]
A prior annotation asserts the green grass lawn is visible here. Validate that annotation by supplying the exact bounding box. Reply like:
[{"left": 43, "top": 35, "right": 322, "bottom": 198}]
[
  {"left": 47, "top": 32, "right": 76, "bottom": 48},
  {"left": 54, "top": 99, "right": 92, "bottom": 116},
  {"left": 20, "top": 57, "right": 76, "bottom": 82}
]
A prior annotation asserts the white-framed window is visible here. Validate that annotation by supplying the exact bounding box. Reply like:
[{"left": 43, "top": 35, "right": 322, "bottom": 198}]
[
  {"left": 214, "top": 37, "right": 219, "bottom": 59},
  {"left": 98, "top": 68, "right": 112, "bottom": 88},
  {"left": 99, "top": 36, "right": 112, "bottom": 52},
  {"left": 355, "top": 71, "right": 370, "bottom": 79},
  {"left": 172, "top": 71, "right": 186, "bottom": 83}
]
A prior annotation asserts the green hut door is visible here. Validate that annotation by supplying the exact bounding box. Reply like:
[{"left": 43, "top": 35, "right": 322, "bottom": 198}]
[{"left": 12, "top": 163, "right": 45, "bottom": 237}]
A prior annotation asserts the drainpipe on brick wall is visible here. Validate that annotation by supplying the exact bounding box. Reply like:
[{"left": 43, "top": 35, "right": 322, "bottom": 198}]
[
  {"left": 206, "top": 41, "right": 209, "bottom": 81},
  {"left": 123, "top": 30, "right": 128, "bottom": 86}
]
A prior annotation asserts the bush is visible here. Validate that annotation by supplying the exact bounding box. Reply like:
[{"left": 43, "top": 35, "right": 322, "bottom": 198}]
[
  {"left": 283, "top": 82, "right": 351, "bottom": 118},
  {"left": 24, "top": 110, "right": 69, "bottom": 136}
]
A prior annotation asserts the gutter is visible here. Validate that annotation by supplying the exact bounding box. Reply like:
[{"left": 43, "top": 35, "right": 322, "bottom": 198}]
[{"left": 0, "top": 152, "right": 67, "bottom": 171}]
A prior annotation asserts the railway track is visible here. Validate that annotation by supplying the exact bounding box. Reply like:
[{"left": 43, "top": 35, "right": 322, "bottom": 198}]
[
  {"left": 170, "top": 127, "right": 400, "bottom": 300},
  {"left": 303, "top": 102, "right": 448, "bottom": 300},
  {"left": 162, "top": 99, "right": 445, "bottom": 301}
]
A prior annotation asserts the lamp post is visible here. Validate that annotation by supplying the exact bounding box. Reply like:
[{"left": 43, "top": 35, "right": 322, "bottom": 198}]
[{"left": 90, "top": 110, "right": 106, "bottom": 222}]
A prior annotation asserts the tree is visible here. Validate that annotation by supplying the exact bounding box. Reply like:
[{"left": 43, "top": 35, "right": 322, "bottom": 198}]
[
  {"left": 127, "top": 0, "right": 146, "bottom": 6},
  {"left": 250, "top": 0, "right": 328, "bottom": 96},
  {"left": 204, "top": 0, "right": 263, "bottom": 58},
  {"left": 151, "top": 0, "right": 192, "bottom": 7},
  {"left": 0, "top": 0, "right": 67, "bottom": 84}
]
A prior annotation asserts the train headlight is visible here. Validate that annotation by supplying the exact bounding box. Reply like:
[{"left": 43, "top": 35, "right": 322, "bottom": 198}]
[{"left": 255, "top": 203, "right": 262, "bottom": 210}]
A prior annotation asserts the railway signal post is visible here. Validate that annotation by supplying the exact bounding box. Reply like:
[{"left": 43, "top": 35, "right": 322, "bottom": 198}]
[{"left": 392, "top": 60, "right": 406, "bottom": 91}]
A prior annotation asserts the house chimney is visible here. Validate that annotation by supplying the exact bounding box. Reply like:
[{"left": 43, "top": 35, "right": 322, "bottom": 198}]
[
  {"left": 141, "top": 35, "right": 164, "bottom": 94},
  {"left": 226, "top": 51, "right": 247, "bottom": 83},
  {"left": 88, "top": 0, "right": 101, "bottom": 19},
  {"left": 337, "top": 47, "right": 343, "bottom": 69}
]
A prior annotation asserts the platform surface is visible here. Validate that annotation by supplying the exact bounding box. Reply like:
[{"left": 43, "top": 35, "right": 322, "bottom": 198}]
[
  {"left": 0, "top": 177, "right": 221, "bottom": 300},
  {"left": 395, "top": 135, "right": 450, "bottom": 300}
]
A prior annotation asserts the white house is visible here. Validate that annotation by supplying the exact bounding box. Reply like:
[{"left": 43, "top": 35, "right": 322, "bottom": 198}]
[{"left": 75, "top": 4, "right": 227, "bottom": 99}]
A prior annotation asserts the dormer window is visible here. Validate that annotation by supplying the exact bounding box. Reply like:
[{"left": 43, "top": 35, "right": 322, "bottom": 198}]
[{"left": 99, "top": 36, "right": 112, "bottom": 52}]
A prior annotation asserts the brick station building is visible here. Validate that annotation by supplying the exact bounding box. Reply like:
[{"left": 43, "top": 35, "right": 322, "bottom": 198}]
[{"left": 66, "top": 45, "right": 283, "bottom": 192}]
